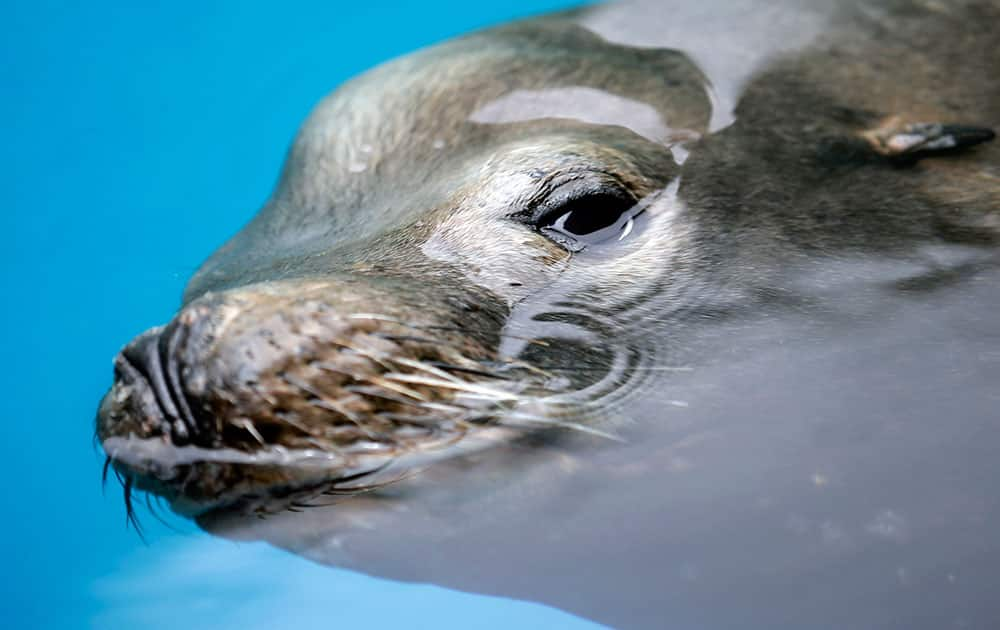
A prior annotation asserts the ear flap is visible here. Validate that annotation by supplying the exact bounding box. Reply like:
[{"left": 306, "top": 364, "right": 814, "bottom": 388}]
[{"left": 862, "top": 117, "right": 995, "bottom": 164}]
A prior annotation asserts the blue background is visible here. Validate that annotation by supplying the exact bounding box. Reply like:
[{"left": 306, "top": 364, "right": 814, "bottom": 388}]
[{"left": 2, "top": 1, "right": 601, "bottom": 628}]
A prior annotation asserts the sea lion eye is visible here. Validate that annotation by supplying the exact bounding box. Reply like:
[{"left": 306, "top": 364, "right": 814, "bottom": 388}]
[{"left": 535, "top": 191, "right": 640, "bottom": 252}]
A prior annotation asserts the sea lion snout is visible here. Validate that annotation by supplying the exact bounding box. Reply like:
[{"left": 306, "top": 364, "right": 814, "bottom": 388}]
[
  {"left": 96, "top": 276, "right": 531, "bottom": 514},
  {"left": 101, "top": 296, "right": 230, "bottom": 448},
  {"left": 110, "top": 324, "right": 202, "bottom": 445}
]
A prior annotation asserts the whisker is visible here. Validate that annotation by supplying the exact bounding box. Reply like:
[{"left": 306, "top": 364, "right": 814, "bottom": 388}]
[
  {"left": 282, "top": 371, "right": 379, "bottom": 439},
  {"left": 235, "top": 418, "right": 266, "bottom": 446},
  {"left": 500, "top": 412, "right": 626, "bottom": 442},
  {"left": 383, "top": 373, "right": 520, "bottom": 401},
  {"left": 418, "top": 401, "right": 471, "bottom": 414},
  {"left": 322, "top": 466, "right": 420, "bottom": 497},
  {"left": 289, "top": 498, "right": 336, "bottom": 509},
  {"left": 309, "top": 398, "right": 381, "bottom": 440},
  {"left": 373, "top": 333, "right": 438, "bottom": 344},
  {"left": 364, "top": 376, "right": 429, "bottom": 401},
  {"left": 272, "top": 411, "right": 318, "bottom": 437},
  {"left": 424, "top": 361, "right": 512, "bottom": 380},
  {"left": 532, "top": 365, "right": 693, "bottom": 372},
  {"left": 122, "top": 476, "right": 147, "bottom": 543},
  {"left": 336, "top": 341, "right": 393, "bottom": 370},
  {"left": 312, "top": 361, "right": 358, "bottom": 378},
  {"left": 379, "top": 412, "right": 470, "bottom": 430},
  {"left": 421, "top": 325, "right": 551, "bottom": 345},
  {"left": 483, "top": 358, "right": 554, "bottom": 379},
  {"left": 343, "top": 384, "right": 426, "bottom": 409},
  {"left": 280, "top": 372, "right": 328, "bottom": 399},
  {"left": 335, "top": 464, "right": 390, "bottom": 485},
  {"left": 390, "top": 357, "right": 464, "bottom": 383},
  {"left": 102, "top": 455, "right": 112, "bottom": 492},
  {"left": 346, "top": 313, "right": 549, "bottom": 344}
]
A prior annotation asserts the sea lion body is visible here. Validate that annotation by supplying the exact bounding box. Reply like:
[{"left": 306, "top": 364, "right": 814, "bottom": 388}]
[{"left": 97, "top": 0, "right": 999, "bottom": 627}]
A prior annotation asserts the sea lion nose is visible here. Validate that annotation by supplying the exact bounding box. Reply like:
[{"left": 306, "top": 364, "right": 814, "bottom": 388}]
[
  {"left": 117, "top": 324, "right": 194, "bottom": 442},
  {"left": 113, "top": 337, "right": 177, "bottom": 442},
  {"left": 107, "top": 300, "right": 222, "bottom": 446}
]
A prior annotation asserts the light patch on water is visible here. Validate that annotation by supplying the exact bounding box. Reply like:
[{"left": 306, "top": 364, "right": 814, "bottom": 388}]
[{"left": 90, "top": 536, "right": 603, "bottom": 630}]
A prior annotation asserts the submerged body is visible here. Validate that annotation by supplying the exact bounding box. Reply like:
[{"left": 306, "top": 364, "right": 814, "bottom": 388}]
[{"left": 97, "top": 0, "right": 999, "bottom": 627}]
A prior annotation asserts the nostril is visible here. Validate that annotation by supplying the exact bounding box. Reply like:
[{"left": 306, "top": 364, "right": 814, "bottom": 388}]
[
  {"left": 121, "top": 327, "right": 180, "bottom": 421},
  {"left": 120, "top": 323, "right": 202, "bottom": 445},
  {"left": 157, "top": 320, "right": 198, "bottom": 442}
]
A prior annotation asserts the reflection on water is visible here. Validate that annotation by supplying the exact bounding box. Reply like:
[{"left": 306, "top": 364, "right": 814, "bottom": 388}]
[
  {"left": 204, "top": 253, "right": 1000, "bottom": 629},
  {"left": 93, "top": 536, "right": 599, "bottom": 629}
]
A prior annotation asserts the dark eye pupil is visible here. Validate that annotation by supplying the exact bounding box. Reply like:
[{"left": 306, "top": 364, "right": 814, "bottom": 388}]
[
  {"left": 557, "top": 194, "right": 628, "bottom": 235},
  {"left": 537, "top": 192, "right": 637, "bottom": 250}
]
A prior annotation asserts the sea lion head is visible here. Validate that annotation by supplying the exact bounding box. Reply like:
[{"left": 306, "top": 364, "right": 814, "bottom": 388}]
[
  {"left": 96, "top": 19, "right": 717, "bottom": 518},
  {"left": 96, "top": 8, "right": 997, "bottom": 520}
]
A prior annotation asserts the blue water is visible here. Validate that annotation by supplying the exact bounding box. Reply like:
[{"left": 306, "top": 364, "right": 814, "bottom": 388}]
[{"left": 3, "top": 2, "right": 601, "bottom": 628}]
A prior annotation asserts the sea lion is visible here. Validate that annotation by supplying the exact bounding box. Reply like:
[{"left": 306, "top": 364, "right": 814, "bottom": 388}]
[{"left": 97, "top": 0, "right": 1000, "bottom": 627}]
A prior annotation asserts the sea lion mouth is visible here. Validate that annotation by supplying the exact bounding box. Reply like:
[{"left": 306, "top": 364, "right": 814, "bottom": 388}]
[
  {"left": 99, "top": 424, "right": 524, "bottom": 519},
  {"left": 96, "top": 277, "right": 608, "bottom": 517}
]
